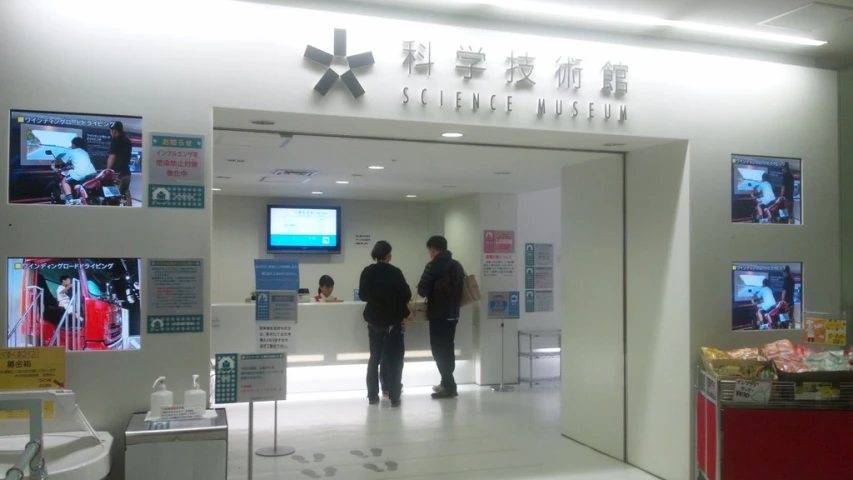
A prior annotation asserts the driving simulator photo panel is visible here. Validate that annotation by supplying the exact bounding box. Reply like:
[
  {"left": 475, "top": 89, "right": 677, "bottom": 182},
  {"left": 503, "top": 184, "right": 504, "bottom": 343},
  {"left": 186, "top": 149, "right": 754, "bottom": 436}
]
[
  {"left": 8, "top": 110, "right": 143, "bottom": 207},
  {"left": 731, "top": 154, "right": 802, "bottom": 225}
]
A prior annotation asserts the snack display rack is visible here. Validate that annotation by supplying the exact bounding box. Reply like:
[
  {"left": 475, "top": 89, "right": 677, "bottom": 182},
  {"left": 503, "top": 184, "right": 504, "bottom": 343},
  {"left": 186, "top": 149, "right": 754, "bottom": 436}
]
[{"left": 696, "top": 367, "right": 853, "bottom": 480}]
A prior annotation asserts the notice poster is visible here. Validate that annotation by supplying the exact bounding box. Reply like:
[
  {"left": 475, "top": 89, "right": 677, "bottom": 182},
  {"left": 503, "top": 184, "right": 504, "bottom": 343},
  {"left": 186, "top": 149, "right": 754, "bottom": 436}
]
[
  {"left": 147, "top": 259, "right": 204, "bottom": 334},
  {"left": 6, "top": 258, "right": 142, "bottom": 351},
  {"left": 0, "top": 347, "right": 65, "bottom": 419},
  {"left": 148, "top": 133, "right": 205, "bottom": 209},
  {"left": 732, "top": 262, "right": 803, "bottom": 331},
  {"left": 804, "top": 317, "right": 846, "bottom": 346},
  {"left": 524, "top": 243, "right": 555, "bottom": 313},
  {"left": 214, "top": 353, "right": 286, "bottom": 404},
  {"left": 731, "top": 154, "right": 801, "bottom": 225},
  {"left": 487, "top": 291, "right": 520, "bottom": 320},
  {"left": 8, "top": 110, "right": 143, "bottom": 207},
  {"left": 256, "top": 321, "right": 296, "bottom": 352},
  {"left": 254, "top": 260, "right": 299, "bottom": 352}
]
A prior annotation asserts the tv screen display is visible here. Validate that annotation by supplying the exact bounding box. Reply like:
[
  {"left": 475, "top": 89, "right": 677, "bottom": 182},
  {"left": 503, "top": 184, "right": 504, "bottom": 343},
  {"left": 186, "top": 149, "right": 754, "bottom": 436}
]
[
  {"left": 731, "top": 262, "right": 803, "bottom": 331},
  {"left": 7, "top": 257, "right": 142, "bottom": 351},
  {"left": 267, "top": 206, "right": 342, "bottom": 253},
  {"left": 9, "top": 110, "right": 143, "bottom": 207},
  {"left": 730, "top": 154, "right": 802, "bottom": 225}
]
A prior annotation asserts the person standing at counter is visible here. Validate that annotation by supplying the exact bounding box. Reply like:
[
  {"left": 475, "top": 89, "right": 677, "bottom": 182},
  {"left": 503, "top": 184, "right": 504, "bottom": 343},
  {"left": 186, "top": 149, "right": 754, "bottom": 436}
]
[
  {"left": 359, "top": 241, "right": 411, "bottom": 407},
  {"left": 417, "top": 236, "right": 464, "bottom": 400},
  {"left": 314, "top": 275, "right": 341, "bottom": 302}
]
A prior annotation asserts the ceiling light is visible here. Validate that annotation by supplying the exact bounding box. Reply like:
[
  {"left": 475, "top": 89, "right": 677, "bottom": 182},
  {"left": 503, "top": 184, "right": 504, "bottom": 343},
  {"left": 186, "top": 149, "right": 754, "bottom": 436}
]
[
  {"left": 311, "top": 191, "right": 324, "bottom": 195},
  {"left": 368, "top": 165, "right": 385, "bottom": 170},
  {"left": 442, "top": 132, "right": 464, "bottom": 138},
  {"left": 226, "top": 158, "right": 246, "bottom": 163},
  {"left": 250, "top": 120, "right": 275, "bottom": 126},
  {"left": 351, "top": 174, "right": 363, "bottom": 177},
  {"left": 443, "top": 185, "right": 457, "bottom": 188},
  {"left": 406, "top": 194, "right": 418, "bottom": 198},
  {"left": 215, "top": 175, "right": 231, "bottom": 179},
  {"left": 212, "top": 188, "right": 222, "bottom": 191},
  {"left": 494, "top": 171, "right": 512, "bottom": 175},
  {"left": 459, "top": 0, "right": 826, "bottom": 46},
  {"left": 603, "top": 143, "right": 626, "bottom": 147},
  {"left": 335, "top": 181, "right": 350, "bottom": 184}
]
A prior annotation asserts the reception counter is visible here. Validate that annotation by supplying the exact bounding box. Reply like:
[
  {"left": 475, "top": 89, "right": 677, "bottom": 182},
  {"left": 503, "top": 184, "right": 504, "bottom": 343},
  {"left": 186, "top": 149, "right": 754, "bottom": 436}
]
[{"left": 211, "top": 301, "right": 474, "bottom": 394}]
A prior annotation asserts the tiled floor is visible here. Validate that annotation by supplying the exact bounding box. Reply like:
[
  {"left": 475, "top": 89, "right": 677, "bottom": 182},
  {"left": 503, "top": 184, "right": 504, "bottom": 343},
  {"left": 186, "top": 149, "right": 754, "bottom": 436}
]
[{"left": 223, "top": 385, "right": 656, "bottom": 480}]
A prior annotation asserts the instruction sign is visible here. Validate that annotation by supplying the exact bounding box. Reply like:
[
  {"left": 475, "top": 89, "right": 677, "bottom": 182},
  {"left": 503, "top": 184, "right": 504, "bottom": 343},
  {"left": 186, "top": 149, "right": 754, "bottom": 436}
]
[
  {"left": 214, "top": 353, "right": 286, "bottom": 404},
  {"left": 524, "top": 243, "right": 555, "bottom": 313},
  {"left": 149, "top": 133, "right": 205, "bottom": 209},
  {"left": 256, "top": 321, "right": 296, "bottom": 352},
  {"left": 254, "top": 259, "right": 300, "bottom": 291},
  {"left": 487, "top": 291, "right": 520, "bottom": 320},
  {"left": 147, "top": 259, "right": 204, "bottom": 334},
  {"left": 0, "top": 347, "right": 65, "bottom": 419}
]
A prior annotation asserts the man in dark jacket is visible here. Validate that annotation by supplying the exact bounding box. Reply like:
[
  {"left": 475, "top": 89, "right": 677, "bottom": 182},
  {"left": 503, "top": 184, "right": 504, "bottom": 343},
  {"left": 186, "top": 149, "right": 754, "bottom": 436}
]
[
  {"left": 417, "top": 235, "right": 464, "bottom": 399},
  {"left": 359, "top": 241, "right": 411, "bottom": 406}
]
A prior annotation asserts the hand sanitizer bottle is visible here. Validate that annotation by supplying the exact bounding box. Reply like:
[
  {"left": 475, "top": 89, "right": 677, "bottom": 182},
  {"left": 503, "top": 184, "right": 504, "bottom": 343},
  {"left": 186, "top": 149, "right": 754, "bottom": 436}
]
[
  {"left": 150, "top": 376, "right": 173, "bottom": 418},
  {"left": 184, "top": 374, "right": 207, "bottom": 415}
]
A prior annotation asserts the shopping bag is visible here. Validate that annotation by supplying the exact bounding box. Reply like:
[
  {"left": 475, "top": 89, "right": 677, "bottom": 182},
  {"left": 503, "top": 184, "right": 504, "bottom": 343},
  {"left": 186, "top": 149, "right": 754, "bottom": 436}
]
[
  {"left": 407, "top": 297, "right": 429, "bottom": 323},
  {"left": 461, "top": 274, "right": 481, "bottom": 306}
]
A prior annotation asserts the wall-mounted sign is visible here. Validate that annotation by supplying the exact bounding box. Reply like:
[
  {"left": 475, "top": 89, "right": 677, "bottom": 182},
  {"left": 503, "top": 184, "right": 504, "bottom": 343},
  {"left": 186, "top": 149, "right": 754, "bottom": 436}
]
[
  {"left": 524, "top": 243, "right": 555, "bottom": 313},
  {"left": 804, "top": 317, "right": 846, "bottom": 346},
  {"left": 147, "top": 259, "right": 204, "bottom": 334},
  {"left": 148, "top": 133, "right": 205, "bottom": 209},
  {"left": 301, "top": 30, "right": 630, "bottom": 122}
]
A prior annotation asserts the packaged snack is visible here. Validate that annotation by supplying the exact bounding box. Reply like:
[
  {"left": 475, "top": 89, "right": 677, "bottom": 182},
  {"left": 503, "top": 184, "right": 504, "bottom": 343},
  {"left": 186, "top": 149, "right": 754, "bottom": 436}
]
[
  {"left": 702, "top": 347, "right": 730, "bottom": 360},
  {"left": 772, "top": 354, "right": 810, "bottom": 373},
  {"left": 763, "top": 339, "right": 795, "bottom": 359},
  {"left": 709, "top": 360, "right": 776, "bottom": 380},
  {"left": 727, "top": 348, "right": 766, "bottom": 361}
]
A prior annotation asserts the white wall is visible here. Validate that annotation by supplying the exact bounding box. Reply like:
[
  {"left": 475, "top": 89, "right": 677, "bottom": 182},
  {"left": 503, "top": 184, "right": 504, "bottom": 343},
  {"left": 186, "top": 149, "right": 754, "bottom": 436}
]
[
  {"left": 625, "top": 142, "right": 690, "bottom": 478},
  {"left": 212, "top": 195, "right": 439, "bottom": 303},
  {"left": 517, "top": 188, "right": 562, "bottom": 332},
  {"left": 561, "top": 158, "right": 625, "bottom": 460},
  {"left": 0, "top": 2, "right": 842, "bottom": 479}
]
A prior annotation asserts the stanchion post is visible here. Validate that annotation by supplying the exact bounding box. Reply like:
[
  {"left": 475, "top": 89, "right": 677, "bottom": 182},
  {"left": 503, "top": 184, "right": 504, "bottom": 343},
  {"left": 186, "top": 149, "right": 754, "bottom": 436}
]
[
  {"left": 492, "top": 320, "right": 515, "bottom": 393},
  {"left": 255, "top": 400, "right": 295, "bottom": 457},
  {"left": 248, "top": 401, "right": 253, "bottom": 480}
]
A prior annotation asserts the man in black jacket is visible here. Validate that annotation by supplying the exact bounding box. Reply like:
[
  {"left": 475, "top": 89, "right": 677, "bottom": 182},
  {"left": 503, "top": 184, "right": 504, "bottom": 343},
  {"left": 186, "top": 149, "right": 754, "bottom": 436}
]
[
  {"left": 359, "top": 241, "right": 411, "bottom": 406},
  {"left": 417, "top": 236, "right": 464, "bottom": 399}
]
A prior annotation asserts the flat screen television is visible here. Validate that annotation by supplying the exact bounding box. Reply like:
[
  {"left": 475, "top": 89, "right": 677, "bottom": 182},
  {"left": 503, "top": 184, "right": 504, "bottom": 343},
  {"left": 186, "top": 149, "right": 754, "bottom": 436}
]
[{"left": 267, "top": 205, "right": 342, "bottom": 253}]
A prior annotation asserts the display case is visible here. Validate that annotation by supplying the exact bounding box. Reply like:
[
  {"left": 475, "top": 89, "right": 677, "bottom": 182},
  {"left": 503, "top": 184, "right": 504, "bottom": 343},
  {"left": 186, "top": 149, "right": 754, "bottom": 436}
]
[{"left": 696, "top": 368, "right": 853, "bottom": 480}]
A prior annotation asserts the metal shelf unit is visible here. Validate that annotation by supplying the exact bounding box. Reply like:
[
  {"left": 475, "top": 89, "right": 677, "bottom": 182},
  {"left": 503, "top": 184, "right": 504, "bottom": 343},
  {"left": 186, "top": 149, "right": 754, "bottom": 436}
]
[{"left": 517, "top": 329, "right": 562, "bottom": 388}]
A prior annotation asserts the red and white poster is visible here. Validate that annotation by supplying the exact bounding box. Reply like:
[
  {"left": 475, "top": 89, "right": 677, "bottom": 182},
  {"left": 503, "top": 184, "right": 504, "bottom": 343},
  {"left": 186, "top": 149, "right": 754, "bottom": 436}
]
[
  {"left": 484, "top": 230, "right": 515, "bottom": 254},
  {"left": 483, "top": 230, "right": 516, "bottom": 278}
]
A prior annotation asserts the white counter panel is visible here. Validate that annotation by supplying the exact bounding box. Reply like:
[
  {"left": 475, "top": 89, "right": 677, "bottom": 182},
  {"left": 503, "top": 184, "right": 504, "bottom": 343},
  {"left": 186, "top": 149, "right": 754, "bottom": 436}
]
[{"left": 211, "top": 302, "right": 474, "bottom": 393}]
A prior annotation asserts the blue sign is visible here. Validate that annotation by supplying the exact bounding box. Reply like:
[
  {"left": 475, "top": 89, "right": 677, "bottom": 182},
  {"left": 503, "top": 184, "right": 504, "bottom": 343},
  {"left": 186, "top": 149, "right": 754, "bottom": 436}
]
[
  {"left": 254, "top": 259, "right": 300, "bottom": 291},
  {"left": 508, "top": 291, "right": 520, "bottom": 319}
]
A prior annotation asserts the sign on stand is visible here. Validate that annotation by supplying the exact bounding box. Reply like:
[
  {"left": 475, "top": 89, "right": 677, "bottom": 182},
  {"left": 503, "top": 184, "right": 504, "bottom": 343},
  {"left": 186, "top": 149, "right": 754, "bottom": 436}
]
[
  {"left": 487, "top": 291, "right": 520, "bottom": 319},
  {"left": 214, "top": 353, "right": 287, "bottom": 404},
  {"left": 148, "top": 133, "right": 205, "bottom": 209},
  {"left": 0, "top": 347, "right": 65, "bottom": 419},
  {"left": 147, "top": 259, "right": 204, "bottom": 334},
  {"left": 254, "top": 260, "right": 299, "bottom": 352}
]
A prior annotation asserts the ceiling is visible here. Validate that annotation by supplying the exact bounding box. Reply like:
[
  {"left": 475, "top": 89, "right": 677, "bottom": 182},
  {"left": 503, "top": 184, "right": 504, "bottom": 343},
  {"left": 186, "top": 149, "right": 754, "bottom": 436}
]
[
  {"left": 266, "top": 0, "right": 853, "bottom": 69},
  {"left": 213, "top": 130, "right": 619, "bottom": 201},
  {"left": 212, "top": 108, "right": 671, "bottom": 201}
]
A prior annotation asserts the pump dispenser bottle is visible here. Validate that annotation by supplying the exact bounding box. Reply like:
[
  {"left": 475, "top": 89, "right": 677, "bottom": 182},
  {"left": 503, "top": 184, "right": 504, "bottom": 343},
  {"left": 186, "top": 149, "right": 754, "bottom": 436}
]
[
  {"left": 150, "top": 376, "right": 173, "bottom": 418},
  {"left": 184, "top": 374, "right": 207, "bottom": 414}
]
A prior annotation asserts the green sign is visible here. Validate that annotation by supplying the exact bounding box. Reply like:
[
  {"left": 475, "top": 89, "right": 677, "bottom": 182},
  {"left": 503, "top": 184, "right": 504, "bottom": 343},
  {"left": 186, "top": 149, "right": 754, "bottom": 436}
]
[
  {"left": 152, "top": 135, "right": 203, "bottom": 149},
  {"left": 525, "top": 243, "right": 535, "bottom": 266},
  {"left": 149, "top": 184, "right": 204, "bottom": 209},
  {"left": 214, "top": 354, "right": 239, "bottom": 404},
  {"left": 525, "top": 267, "right": 535, "bottom": 289},
  {"left": 147, "top": 315, "right": 204, "bottom": 334},
  {"left": 525, "top": 290, "right": 535, "bottom": 313}
]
